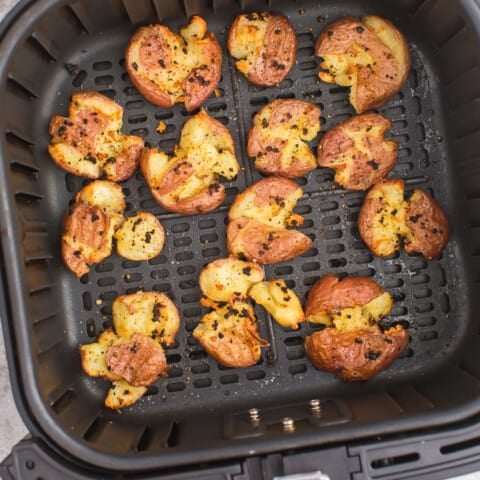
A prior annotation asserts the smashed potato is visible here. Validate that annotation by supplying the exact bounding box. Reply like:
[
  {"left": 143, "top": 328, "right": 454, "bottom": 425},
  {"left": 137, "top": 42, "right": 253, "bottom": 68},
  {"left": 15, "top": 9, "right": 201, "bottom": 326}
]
[
  {"left": 62, "top": 180, "right": 125, "bottom": 277},
  {"left": 114, "top": 212, "right": 165, "bottom": 261},
  {"left": 113, "top": 291, "right": 180, "bottom": 347},
  {"left": 141, "top": 109, "right": 239, "bottom": 214},
  {"left": 249, "top": 279, "right": 304, "bottom": 330},
  {"left": 247, "top": 99, "right": 321, "bottom": 178},
  {"left": 317, "top": 113, "right": 397, "bottom": 190},
  {"left": 227, "top": 178, "right": 312, "bottom": 264},
  {"left": 304, "top": 275, "right": 408, "bottom": 381},
  {"left": 49, "top": 92, "right": 143, "bottom": 181},
  {"left": 358, "top": 179, "right": 449, "bottom": 259},
  {"left": 199, "top": 257, "right": 265, "bottom": 304},
  {"left": 193, "top": 299, "right": 269, "bottom": 368},
  {"left": 228, "top": 12, "right": 296, "bottom": 86},
  {"left": 125, "top": 16, "right": 222, "bottom": 111},
  {"left": 315, "top": 16, "right": 410, "bottom": 113}
]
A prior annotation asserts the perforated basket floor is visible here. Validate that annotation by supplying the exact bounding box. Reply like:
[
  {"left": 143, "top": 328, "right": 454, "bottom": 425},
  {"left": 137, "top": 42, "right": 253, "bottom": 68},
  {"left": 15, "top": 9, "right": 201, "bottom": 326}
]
[{"left": 0, "top": 0, "right": 472, "bottom": 471}]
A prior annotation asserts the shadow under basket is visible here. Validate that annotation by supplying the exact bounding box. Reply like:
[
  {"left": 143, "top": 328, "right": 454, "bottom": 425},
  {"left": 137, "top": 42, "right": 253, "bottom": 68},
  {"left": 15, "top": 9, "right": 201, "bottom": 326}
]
[{"left": 0, "top": 0, "right": 480, "bottom": 473}]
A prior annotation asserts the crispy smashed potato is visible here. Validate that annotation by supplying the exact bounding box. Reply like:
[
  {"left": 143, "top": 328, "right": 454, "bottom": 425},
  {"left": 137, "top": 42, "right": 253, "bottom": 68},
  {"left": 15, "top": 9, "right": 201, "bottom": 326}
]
[
  {"left": 227, "top": 178, "right": 312, "bottom": 264},
  {"left": 105, "top": 380, "right": 147, "bottom": 410},
  {"left": 114, "top": 212, "right": 165, "bottom": 261},
  {"left": 304, "top": 275, "right": 408, "bottom": 381},
  {"left": 193, "top": 298, "right": 269, "bottom": 368},
  {"left": 228, "top": 12, "right": 297, "bottom": 86},
  {"left": 247, "top": 99, "right": 321, "bottom": 178},
  {"left": 105, "top": 332, "right": 167, "bottom": 387},
  {"left": 199, "top": 257, "right": 265, "bottom": 304},
  {"left": 113, "top": 291, "right": 180, "bottom": 347},
  {"left": 317, "top": 113, "right": 397, "bottom": 190},
  {"left": 125, "top": 16, "right": 222, "bottom": 111},
  {"left": 315, "top": 16, "right": 410, "bottom": 113},
  {"left": 358, "top": 179, "right": 449, "bottom": 259},
  {"left": 48, "top": 92, "right": 143, "bottom": 181},
  {"left": 249, "top": 279, "right": 304, "bottom": 329},
  {"left": 141, "top": 109, "right": 239, "bottom": 214},
  {"left": 62, "top": 181, "right": 125, "bottom": 277}
]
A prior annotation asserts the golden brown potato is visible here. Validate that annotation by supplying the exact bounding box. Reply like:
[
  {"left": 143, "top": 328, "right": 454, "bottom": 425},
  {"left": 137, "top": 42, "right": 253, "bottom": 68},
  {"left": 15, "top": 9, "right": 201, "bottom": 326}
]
[
  {"left": 358, "top": 179, "right": 449, "bottom": 259},
  {"left": 305, "top": 324, "right": 409, "bottom": 381},
  {"left": 105, "top": 332, "right": 167, "bottom": 387},
  {"left": 125, "top": 16, "right": 222, "bottom": 111},
  {"left": 114, "top": 212, "right": 165, "bottom": 261},
  {"left": 193, "top": 298, "right": 269, "bottom": 368},
  {"left": 113, "top": 291, "right": 180, "bottom": 347},
  {"left": 105, "top": 380, "right": 147, "bottom": 410},
  {"left": 317, "top": 113, "right": 397, "bottom": 190},
  {"left": 227, "top": 177, "right": 312, "bottom": 264},
  {"left": 315, "top": 16, "right": 410, "bottom": 113},
  {"left": 141, "top": 109, "right": 239, "bottom": 215},
  {"left": 304, "top": 274, "right": 407, "bottom": 381},
  {"left": 228, "top": 12, "right": 297, "bottom": 86},
  {"left": 249, "top": 279, "right": 304, "bottom": 329},
  {"left": 48, "top": 92, "right": 144, "bottom": 181},
  {"left": 247, "top": 99, "right": 321, "bottom": 178},
  {"left": 227, "top": 217, "right": 312, "bottom": 264},
  {"left": 199, "top": 257, "right": 265, "bottom": 304},
  {"left": 75, "top": 180, "right": 126, "bottom": 217}
]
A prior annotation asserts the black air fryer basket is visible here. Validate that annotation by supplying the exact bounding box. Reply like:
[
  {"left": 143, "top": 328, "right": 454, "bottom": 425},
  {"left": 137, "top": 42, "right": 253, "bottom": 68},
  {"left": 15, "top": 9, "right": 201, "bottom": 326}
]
[{"left": 2, "top": 0, "right": 480, "bottom": 478}]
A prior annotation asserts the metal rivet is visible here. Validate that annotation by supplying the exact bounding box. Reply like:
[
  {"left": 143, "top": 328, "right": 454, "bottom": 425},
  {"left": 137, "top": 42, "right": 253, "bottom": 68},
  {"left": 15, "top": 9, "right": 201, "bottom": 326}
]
[
  {"left": 248, "top": 408, "right": 261, "bottom": 424},
  {"left": 282, "top": 417, "right": 295, "bottom": 432},
  {"left": 309, "top": 399, "right": 322, "bottom": 416}
]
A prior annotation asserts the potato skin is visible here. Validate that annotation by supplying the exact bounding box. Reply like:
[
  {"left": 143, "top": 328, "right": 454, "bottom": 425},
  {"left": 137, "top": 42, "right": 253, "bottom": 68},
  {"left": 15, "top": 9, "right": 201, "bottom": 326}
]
[
  {"left": 248, "top": 99, "right": 321, "bottom": 178},
  {"left": 125, "top": 16, "right": 222, "bottom": 111},
  {"left": 305, "top": 274, "right": 385, "bottom": 317},
  {"left": 305, "top": 324, "right": 409, "bottom": 381},
  {"left": 228, "top": 12, "right": 297, "bottom": 86},
  {"left": 405, "top": 189, "right": 450, "bottom": 260},
  {"left": 227, "top": 217, "right": 312, "bottom": 264},
  {"left": 48, "top": 92, "right": 143, "bottom": 181},
  {"left": 317, "top": 113, "right": 397, "bottom": 190},
  {"left": 315, "top": 16, "right": 410, "bottom": 113}
]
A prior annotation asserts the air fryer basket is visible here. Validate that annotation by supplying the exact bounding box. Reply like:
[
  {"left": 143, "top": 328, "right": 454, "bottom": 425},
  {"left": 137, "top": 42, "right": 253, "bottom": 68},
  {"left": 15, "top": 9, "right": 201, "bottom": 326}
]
[{"left": 0, "top": 0, "right": 479, "bottom": 472}]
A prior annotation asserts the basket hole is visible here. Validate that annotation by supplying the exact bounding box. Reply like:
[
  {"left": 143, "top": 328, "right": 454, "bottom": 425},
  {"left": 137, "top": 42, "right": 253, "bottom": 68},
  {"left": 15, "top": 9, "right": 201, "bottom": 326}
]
[
  {"left": 72, "top": 70, "right": 87, "bottom": 87},
  {"left": 175, "top": 251, "right": 194, "bottom": 261},
  {"left": 95, "top": 75, "right": 114, "bottom": 86},
  {"left": 298, "top": 46, "right": 315, "bottom": 57},
  {"left": 128, "top": 113, "right": 147, "bottom": 124},
  {"left": 320, "top": 201, "right": 339, "bottom": 212},
  {"left": 303, "top": 276, "right": 320, "bottom": 287},
  {"left": 200, "top": 233, "right": 218, "bottom": 244},
  {"left": 415, "top": 302, "right": 434, "bottom": 314},
  {"left": 51, "top": 389, "right": 75, "bottom": 414},
  {"left": 189, "top": 350, "right": 207, "bottom": 361},
  {"left": 384, "top": 264, "right": 402, "bottom": 274},
  {"left": 220, "top": 374, "right": 239, "bottom": 384},
  {"left": 287, "top": 349, "right": 305, "bottom": 360},
  {"left": 125, "top": 99, "right": 145, "bottom": 110},
  {"left": 198, "top": 218, "right": 216, "bottom": 229},
  {"left": 179, "top": 279, "right": 196, "bottom": 290},
  {"left": 299, "top": 60, "right": 317, "bottom": 71},
  {"left": 167, "top": 382, "right": 185, "bottom": 392},
  {"left": 288, "top": 364, "right": 307, "bottom": 375},
  {"left": 93, "top": 61, "right": 112, "bottom": 71},
  {"left": 97, "top": 277, "right": 116, "bottom": 287},
  {"left": 297, "top": 32, "right": 314, "bottom": 43},
  {"left": 178, "top": 265, "right": 196, "bottom": 276},
  {"left": 168, "top": 366, "right": 183, "bottom": 378},
  {"left": 194, "top": 378, "right": 212, "bottom": 389},
  {"left": 326, "top": 244, "right": 345, "bottom": 254},
  {"left": 136, "top": 426, "right": 152, "bottom": 452},
  {"left": 419, "top": 331, "right": 438, "bottom": 341},
  {"left": 440, "top": 294, "right": 451, "bottom": 313},
  {"left": 383, "top": 278, "right": 404, "bottom": 289},
  {"left": 325, "top": 229, "right": 342, "bottom": 240},
  {"left": 301, "top": 247, "right": 318, "bottom": 258},
  {"left": 247, "top": 370, "right": 266, "bottom": 380},
  {"left": 354, "top": 253, "right": 374, "bottom": 265},
  {"left": 173, "top": 237, "right": 192, "bottom": 247},
  {"left": 413, "top": 287, "right": 432, "bottom": 299},
  {"left": 191, "top": 363, "right": 209, "bottom": 374},
  {"left": 371, "top": 452, "right": 419, "bottom": 469},
  {"left": 301, "top": 262, "right": 320, "bottom": 272},
  {"left": 202, "top": 247, "right": 221, "bottom": 258},
  {"left": 274, "top": 265, "right": 293, "bottom": 276},
  {"left": 155, "top": 110, "right": 174, "bottom": 120},
  {"left": 417, "top": 316, "right": 437, "bottom": 327},
  {"left": 284, "top": 336, "right": 303, "bottom": 346},
  {"left": 86, "top": 318, "right": 96, "bottom": 338},
  {"left": 82, "top": 292, "right": 93, "bottom": 311},
  {"left": 151, "top": 269, "right": 168, "bottom": 280},
  {"left": 322, "top": 216, "right": 340, "bottom": 226},
  {"left": 411, "top": 273, "right": 429, "bottom": 285},
  {"left": 181, "top": 293, "right": 201, "bottom": 304},
  {"left": 250, "top": 96, "right": 269, "bottom": 106},
  {"left": 328, "top": 258, "right": 347, "bottom": 268}
]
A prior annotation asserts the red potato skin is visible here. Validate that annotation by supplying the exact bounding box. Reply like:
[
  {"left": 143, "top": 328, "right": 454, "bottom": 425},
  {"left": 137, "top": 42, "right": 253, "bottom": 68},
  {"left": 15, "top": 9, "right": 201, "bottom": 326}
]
[
  {"left": 125, "top": 23, "right": 222, "bottom": 111},
  {"left": 61, "top": 203, "right": 112, "bottom": 278},
  {"left": 247, "top": 177, "right": 302, "bottom": 209},
  {"left": 228, "top": 13, "right": 297, "bottom": 86},
  {"left": 305, "top": 324, "right": 409, "bottom": 381},
  {"left": 227, "top": 217, "right": 312, "bottom": 264},
  {"left": 305, "top": 274, "right": 385, "bottom": 316},
  {"left": 315, "top": 16, "right": 411, "bottom": 113},
  {"left": 317, "top": 113, "right": 398, "bottom": 190},
  {"left": 405, "top": 189, "right": 450, "bottom": 260}
]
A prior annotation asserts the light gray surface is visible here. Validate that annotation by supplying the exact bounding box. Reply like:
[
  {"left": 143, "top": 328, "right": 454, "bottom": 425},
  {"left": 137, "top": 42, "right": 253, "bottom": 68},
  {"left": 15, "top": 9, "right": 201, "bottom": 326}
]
[{"left": 0, "top": 0, "right": 30, "bottom": 464}]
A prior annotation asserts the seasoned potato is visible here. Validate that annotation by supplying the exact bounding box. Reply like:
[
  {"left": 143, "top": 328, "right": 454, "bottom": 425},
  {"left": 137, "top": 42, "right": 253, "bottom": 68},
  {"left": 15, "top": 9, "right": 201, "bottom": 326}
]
[
  {"left": 315, "top": 16, "right": 410, "bottom": 113},
  {"left": 247, "top": 99, "right": 321, "bottom": 178},
  {"left": 61, "top": 202, "right": 123, "bottom": 278},
  {"left": 125, "top": 16, "right": 222, "bottom": 111},
  {"left": 199, "top": 257, "right": 265, "bottom": 304},
  {"left": 227, "top": 217, "right": 312, "bottom": 264},
  {"left": 249, "top": 279, "right": 304, "bottom": 329},
  {"left": 317, "top": 113, "right": 397, "bottom": 190},
  {"left": 48, "top": 92, "right": 143, "bottom": 181},
  {"left": 227, "top": 178, "right": 312, "bottom": 264},
  {"left": 80, "top": 330, "right": 147, "bottom": 410},
  {"left": 141, "top": 110, "right": 239, "bottom": 215},
  {"left": 305, "top": 324, "right": 409, "bottom": 381},
  {"left": 358, "top": 179, "right": 449, "bottom": 259},
  {"left": 304, "top": 274, "right": 407, "bottom": 381},
  {"left": 113, "top": 291, "right": 180, "bottom": 347},
  {"left": 193, "top": 299, "right": 269, "bottom": 368},
  {"left": 75, "top": 180, "right": 126, "bottom": 217},
  {"left": 105, "top": 332, "right": 167, "bottom": 387},
  {"left": 228, "top": 12, "right": 296, "bottom": 86},
  {"left": 114, "top": 212, "right": 165, "bottom": 261}
]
